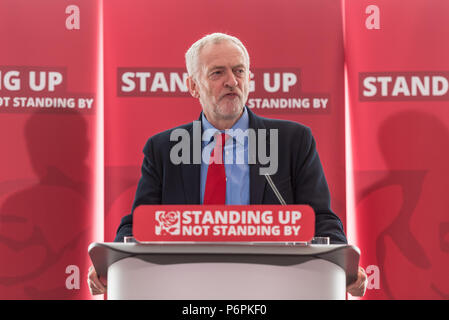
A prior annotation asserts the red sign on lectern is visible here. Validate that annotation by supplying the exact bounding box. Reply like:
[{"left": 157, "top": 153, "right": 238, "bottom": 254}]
[{"left": 133, "top": 205, "right": 315, "bottom": 242}]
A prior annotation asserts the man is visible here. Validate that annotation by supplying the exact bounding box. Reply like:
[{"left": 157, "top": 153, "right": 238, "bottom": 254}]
[{"left": 88, "top": 33, "right": 367, "bottom": 297}]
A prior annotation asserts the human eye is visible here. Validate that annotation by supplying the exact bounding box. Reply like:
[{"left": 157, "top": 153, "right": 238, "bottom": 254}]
[
  {"left": 209, "top": 69, "right": 222, "bottom": 78},
  {"left": 234, "top": 68, "right": 245, "bottom": 76}
]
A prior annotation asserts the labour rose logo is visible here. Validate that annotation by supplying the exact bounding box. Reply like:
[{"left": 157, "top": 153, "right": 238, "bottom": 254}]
[{"left": 155, "top": 210, "right": 181, "bottom": 235}]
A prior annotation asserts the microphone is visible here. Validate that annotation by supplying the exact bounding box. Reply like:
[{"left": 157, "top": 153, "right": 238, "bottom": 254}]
[{"left": 264, "top": 174, "right": 287, "bottom": 205}]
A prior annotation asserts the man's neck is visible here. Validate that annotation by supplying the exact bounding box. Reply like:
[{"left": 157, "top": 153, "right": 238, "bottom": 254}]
[{"left": 204, "top": 109, "right": 244, "bottom": 130}]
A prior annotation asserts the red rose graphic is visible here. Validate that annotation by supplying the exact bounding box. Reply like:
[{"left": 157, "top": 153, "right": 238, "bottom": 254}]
[{"left": 157, "top": 211, "right": 180, "bottom": 235}]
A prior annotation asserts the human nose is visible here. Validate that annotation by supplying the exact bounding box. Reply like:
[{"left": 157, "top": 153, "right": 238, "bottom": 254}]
[{"left": 223, "top": 70, "right": 238, "bottom": 88}]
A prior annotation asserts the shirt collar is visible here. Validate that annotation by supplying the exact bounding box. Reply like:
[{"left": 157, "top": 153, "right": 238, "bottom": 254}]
[{"left": 201, "top": 107, "right": 249, "bottom": 147}]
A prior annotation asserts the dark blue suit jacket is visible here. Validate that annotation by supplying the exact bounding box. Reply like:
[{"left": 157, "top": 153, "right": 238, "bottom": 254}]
[{"left": 115, "top": 108, "right": 347, "bottom": 244}]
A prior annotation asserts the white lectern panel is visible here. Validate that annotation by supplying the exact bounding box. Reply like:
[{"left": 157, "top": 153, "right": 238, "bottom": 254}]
[{"left": 108, "top": 257, "right": 345, "bottom": 300}]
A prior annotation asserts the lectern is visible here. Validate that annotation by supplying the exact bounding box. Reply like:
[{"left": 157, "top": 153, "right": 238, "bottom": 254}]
[{"left": 88, "top": 242, "right": 360, "bottom": 300}]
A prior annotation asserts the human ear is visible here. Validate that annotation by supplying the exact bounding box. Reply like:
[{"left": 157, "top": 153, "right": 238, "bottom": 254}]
[{"left": 186, "top": 76, "right": 200, "bottom": 98}]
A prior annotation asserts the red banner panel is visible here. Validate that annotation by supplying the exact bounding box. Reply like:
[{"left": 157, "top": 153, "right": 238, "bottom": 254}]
[
  {"left": 345, "top": 0, "right": 449, "bottom": 299},
  {"left": 0, "top": 0, "right": 101, "bottom": 299},
  {"left": 134, "top": 205, "right": 315, "bottom": 242},
  {"left": 103, "top": 0, "right": 347, "bottom": 246}
]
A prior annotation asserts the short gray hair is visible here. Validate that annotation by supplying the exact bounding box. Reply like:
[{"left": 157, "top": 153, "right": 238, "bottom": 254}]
[{"left": 185, "top": 32, "right": 250, "bottom": 80}]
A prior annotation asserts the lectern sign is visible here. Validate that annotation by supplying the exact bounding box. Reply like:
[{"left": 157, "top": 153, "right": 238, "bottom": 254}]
[{"left": 133, "top": 205, "right": 315, "bottom": 242}]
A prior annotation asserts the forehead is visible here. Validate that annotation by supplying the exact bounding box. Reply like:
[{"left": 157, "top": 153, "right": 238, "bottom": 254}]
[{"left": 198, "top": 40, "right": 247, "bottom": 70}]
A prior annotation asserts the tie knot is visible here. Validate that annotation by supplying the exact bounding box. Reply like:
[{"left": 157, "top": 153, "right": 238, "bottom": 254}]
[{"left": 214, "top": 132, "right": 229, "bottom": 149}]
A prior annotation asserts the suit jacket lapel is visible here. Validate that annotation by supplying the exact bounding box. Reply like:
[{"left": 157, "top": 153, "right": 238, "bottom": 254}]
[
  {"left": 180, "top": 120, "right": 201, "bottom": 204},
  {"left": 248, "top": 108, "right": 268, "bottom": 204}
]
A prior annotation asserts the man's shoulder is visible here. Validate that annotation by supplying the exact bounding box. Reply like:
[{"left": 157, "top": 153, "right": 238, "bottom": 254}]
[
  {"left": 251, "top": 110, "right": 311, "bottom": 134},
  {"left": 143, "top": 121, "right": 195, "bottom": 150}
]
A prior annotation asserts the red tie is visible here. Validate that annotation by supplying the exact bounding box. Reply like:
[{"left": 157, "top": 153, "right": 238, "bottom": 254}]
[{"left": 203, "top": 133, "right": 228, "bottom": 204}]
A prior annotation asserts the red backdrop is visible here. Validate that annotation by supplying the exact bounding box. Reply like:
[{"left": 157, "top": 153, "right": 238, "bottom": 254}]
[
  {"left": 0, "top": 0, "right": 101, "bottom": 299},
  {"left": 345, "top": 0, "right": 449, "bottom": 299},
  {"left": 0, "top": 0, "right": 447, "bottom": 300},
  {"left": 103, "top": 0, "right": 347, "bottom": 247}
]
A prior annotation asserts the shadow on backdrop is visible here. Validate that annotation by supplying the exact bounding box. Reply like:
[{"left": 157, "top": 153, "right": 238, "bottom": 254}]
[
  {"left": 0, "top": 110, "right": 93, "bottom": 299},
  {"left": 356, "top": 110, "right": 449, "bottom": 299}
]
